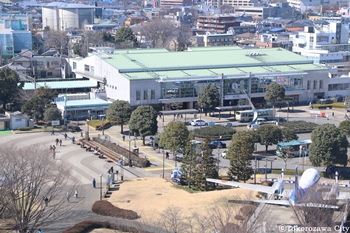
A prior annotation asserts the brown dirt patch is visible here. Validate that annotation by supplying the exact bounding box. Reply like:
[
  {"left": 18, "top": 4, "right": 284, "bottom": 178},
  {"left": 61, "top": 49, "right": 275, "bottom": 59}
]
[{"left": 109, "top": 177, "right": 257, "bottom": 219}]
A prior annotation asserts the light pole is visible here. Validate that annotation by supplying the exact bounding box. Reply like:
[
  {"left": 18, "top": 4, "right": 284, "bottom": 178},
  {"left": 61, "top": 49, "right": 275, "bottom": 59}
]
[
  {"left": 128, "top": 139, "right": 133, "bottom": 167},
  {"left": 86, "top": 119, "right": 90, "bottom": 139},
  {"left": 217, "top": 144, "right": 221, "bottom": 175},
  {"left": 102, "top": 117, "right": 105, "bottom": 135},
  {"left": 99, "top": 173, "right": 103, "bottom": 200},
  {"left": 162, "top": 150, "right": 165, "bottom": 178}
]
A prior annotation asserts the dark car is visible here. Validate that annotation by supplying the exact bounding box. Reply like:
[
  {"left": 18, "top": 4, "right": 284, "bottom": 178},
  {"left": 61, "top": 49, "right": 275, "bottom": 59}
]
[
  {"left": 209, "top": 141, "right": 226, "bottom": 149},
  {"left": 272, "top": 118, "right": 287, "bottom": 124},
  {"left": 225, "top": 122, "right": 233, "bottom": 127}
]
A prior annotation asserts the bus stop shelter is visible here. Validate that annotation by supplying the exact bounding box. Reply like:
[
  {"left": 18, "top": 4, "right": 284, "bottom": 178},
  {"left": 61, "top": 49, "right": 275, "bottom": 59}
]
[{"left": 159, "top": 109, "right": 199, "bottom": 126}]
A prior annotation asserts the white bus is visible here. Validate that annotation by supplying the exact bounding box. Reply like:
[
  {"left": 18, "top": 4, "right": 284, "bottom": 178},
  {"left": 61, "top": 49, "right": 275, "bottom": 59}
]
[{"left": 235, "top": 109, "right": 275, "bottom": 122}]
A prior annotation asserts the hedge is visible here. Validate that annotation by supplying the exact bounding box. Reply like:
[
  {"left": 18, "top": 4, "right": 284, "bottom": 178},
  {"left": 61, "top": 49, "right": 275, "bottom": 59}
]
[
  {"left": 279, "top": 121, "right": 318, "bottom": 133},
  {"left": 192, "top": 125, "right": 236, "bottom": 139},
  {"left": 62, "top": 220, "right": 153, "bottom": 233},
  {"left": 18, "top": 127, "right": 30, "bottom": 131},
  {"left": 92, "top": 200, "right": 139, "bottom": 219}
]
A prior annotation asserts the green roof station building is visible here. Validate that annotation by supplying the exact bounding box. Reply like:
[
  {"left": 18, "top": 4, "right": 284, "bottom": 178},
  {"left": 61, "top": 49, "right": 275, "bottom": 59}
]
[{"left": 68, "top": 46, "right": 329, "bottom": 109}]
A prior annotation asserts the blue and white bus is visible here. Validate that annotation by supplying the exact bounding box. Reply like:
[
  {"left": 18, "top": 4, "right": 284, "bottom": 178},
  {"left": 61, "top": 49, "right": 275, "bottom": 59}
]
[{"left": 276, "top": 140, "right": 311, "bottom": 157}]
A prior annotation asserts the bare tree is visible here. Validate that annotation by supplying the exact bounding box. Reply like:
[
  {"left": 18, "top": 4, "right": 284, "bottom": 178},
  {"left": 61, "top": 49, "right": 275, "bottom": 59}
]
[
  {"left": 279, "top": 146, "right": 294, "bottom": 170},
  {"left": 44, "top": 30, "right": 69, "bottom": 55},
  {"left": 0, "top": 145, "right": 83, "bottom": 233},
  {"left": 291, "top": 185, "right": 343, "bottom": 231},
  {"left": 140, "top": 19, "right": 177, "bottom": 48},
  {"left": 174, "top": 25, "right": 193, "bottom": 51}
]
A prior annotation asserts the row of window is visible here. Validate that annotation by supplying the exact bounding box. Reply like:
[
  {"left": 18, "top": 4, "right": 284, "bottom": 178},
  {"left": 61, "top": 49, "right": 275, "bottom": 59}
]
[
  {"left": 208, "top": 38, "right": 233, "bottom": 42},
  {"left": 136, "top": 90, "right": 156, "bottom": 101},
  {"left": 328, "top": 83, "right": 349, "bottom": 91},
  {"left": 84, "top": 64, "right": 94, "bottom": 73},
  {"left": 307, "top": 80, "right": 324, "bottom": 90}
]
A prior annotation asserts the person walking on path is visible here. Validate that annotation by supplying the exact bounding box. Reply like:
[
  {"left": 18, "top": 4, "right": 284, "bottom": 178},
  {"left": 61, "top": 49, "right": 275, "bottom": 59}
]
[
  {"left": 55, "top": 138, "right": 59, "bottom": 146},
  {"left": 64, "top": 133, "right": 67, "bottom": 140},
  {"left": 92, "top": 178, "right": 96, "bottom": 188},
  {"left": 66, "top": 192, "right": 70, "bottom": 202},
  {"left": 59, "top": 139, "right": 62, "bottom": 146},
  {"left": 122, "top": 135, "right": 125, "bottom": 141},
  {"left": 51, "top": 129, "right": 55, "bottom": 135},
  {"left": 81, "top": 131, "right": 83, "bottom": 138},
  {"left": 44, "top": 197, "right": 49, "bottom": 207},
  {"left": 74, "top": 190, "right": 78, "bottom": 198},
  {"left": 72, "top": 136, "right": 75, "bottom": 144},
  {"left": 110, "top": 166, "right": 114, "bottom": 173}
]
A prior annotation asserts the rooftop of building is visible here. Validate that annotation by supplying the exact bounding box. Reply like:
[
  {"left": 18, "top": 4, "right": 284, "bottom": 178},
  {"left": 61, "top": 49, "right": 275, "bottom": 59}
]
[
  {"left": 93, "top": 46, "right": 322, "bottom": 79},
  {"left": 55, "top": 98, "right": 112, "bottom": 107},
  {"left": 23, "top": 80, "right": 97, "bottom": 90},
  {"left": 68, "top": 46, "right": 328, "bottom": 81}
]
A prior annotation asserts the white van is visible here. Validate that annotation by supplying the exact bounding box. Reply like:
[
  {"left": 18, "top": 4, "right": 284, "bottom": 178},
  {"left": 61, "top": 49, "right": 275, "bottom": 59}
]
[{"left": 256, "top": 118, "right": 267, "bottom": 125}]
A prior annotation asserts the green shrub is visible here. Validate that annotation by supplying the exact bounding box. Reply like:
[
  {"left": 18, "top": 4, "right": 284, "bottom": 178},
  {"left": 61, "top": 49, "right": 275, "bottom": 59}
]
[
  {"left": 279, "top": 121, "right": 318, "bottom": 133},
  {"left": 62, "top": 220, "right": 153, "bottom": 233},
  {"left": 92, "top": 200, "right": 139, "bottom": 219},
  {"left": 68, "top": 123, "right": 81, "bottom": 132},
  {"left": 18, "top": 127, "right": 30, "bottom": 131},
  {"left": 192, "top": 125, "right": 236, "bottom": 139}
]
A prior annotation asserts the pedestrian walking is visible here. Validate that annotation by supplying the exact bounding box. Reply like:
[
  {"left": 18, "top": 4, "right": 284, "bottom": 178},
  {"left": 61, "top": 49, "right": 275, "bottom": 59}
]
[
  {"left": 64, "top": 133, "right": 67, "bottom": 140},
  {"left": 81, "top": 131, "right": 83, "bottom": 138},
  {"left": 44, "top": 197, "right": 49, "bottom": 207},
  {"left": 51, "top": 129, "right": 55, "bottom": 135},
  {"left": 110, "top": 166, "right": 114, "bottom": 173},
  {"left": 49, "top": 145, "right": 53, "bottom": 151},
  {"left": 122, "top": 135, "right": 125, "bottom": 141},
  {"left": 332, "top": 112, "right": 334, "bottom": 117},
  {"left": 55, "top": 138, "right": 59, "bottom": 146},
  {"left": 66, "top": 192, "right": 70, "bottom": 202},
  {"left": 59, "top": 139, "right": 62, "bottom": 146},
  {"left": 72, "top": 136, "right": 75, "bottom": 144},
  {"left": 92, "top": 178, "right": 96, "bottom": 188},
  {"left": 52, "top": 150, "right": 56, "bottom": 159},
  {"left": 74, "top": 190, "right": 78, "bottom": 198},
  {"left": 166, "top": 151, "right": 169, "bottom": 159}
]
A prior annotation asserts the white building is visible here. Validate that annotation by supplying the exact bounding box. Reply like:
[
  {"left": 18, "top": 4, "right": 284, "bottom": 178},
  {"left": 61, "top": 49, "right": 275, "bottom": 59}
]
[
  {"left": 292, "top": 19, "right": 350, "bottom": 65},
  {"left": 67, "top": 46, "right": 331, "bottom": 107},
  {"left": 42, "top": 3, "right": 94, "bottom": 31}
]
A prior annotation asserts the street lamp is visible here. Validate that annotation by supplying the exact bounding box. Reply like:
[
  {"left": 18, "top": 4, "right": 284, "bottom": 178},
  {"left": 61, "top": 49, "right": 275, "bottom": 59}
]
[
  {"left": 162, "top": 150, "right": 165, "bottom": 178},
  {"left": 99, "top": 173, "right": 103, "bottom": 200},
  {"left": 86, "top": 119, "right": 90, "bottom": 139}
]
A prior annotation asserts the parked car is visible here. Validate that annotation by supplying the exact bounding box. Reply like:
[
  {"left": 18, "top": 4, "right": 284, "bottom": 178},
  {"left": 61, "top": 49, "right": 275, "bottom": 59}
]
[
  {"left": 272, "top": 118, "right": 287, "bottom": 124},
  {"left": 255, "top": 118, "right": 267, "bottom": 125},
  {"left": 225, "top": 122, "right": 233, "bottom": 127},
  {"left": 221, "top": 150, "right": 227, "bottom": 158},
  {"left": 191, "top": 119, "right": 208, "bottom": 126},
  {"left": 209, "top": 141, "right": 226, "bottom": 149}
]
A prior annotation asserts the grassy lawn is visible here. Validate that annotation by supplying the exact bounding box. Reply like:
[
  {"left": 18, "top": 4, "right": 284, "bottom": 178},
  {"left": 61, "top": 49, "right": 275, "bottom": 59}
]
[{"left": 0, "top": 130, "right": 13, "bottom": 135}]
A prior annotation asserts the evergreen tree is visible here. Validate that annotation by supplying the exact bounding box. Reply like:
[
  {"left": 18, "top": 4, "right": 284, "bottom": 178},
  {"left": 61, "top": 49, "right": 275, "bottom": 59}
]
[
  {"left": 197, "top": 84, "right": 220, "bottom": 116},
  {"left": 106, "top": 100, "right": 132, "bottom": 133},
  {"left": 309, "top": 124, "right": 348, "bottom": 168},
  {"left": 193, "top": 137, "right": 218, "bottom": 190},
  {"left": 160, "top": 121, "right": 189, "bottom": 158},
  {"left": 180, "top": 135, "right": 197, "bottom": 188},
  {"left": 129, "top": 105, "right": 158, "bottom": 145},
  {"left": 227, "top": 132, "right": 254, "bottom": 183}
]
